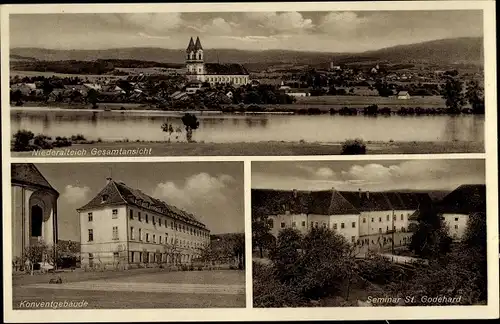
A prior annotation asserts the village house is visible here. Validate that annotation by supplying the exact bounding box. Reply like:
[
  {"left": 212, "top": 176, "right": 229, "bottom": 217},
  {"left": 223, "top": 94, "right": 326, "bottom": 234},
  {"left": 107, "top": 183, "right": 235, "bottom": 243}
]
[
  {"left": 11, "top": 164, "right": 59, "bottom": 267},
  {"left": 397, "top": 91, "right": 411, "bottom": 100},
  {"left": 77, "top": 178, "right": 210, "bottom": 268},
  {"left": 185, "top": 36, "right": 250, "bottom": 86}
]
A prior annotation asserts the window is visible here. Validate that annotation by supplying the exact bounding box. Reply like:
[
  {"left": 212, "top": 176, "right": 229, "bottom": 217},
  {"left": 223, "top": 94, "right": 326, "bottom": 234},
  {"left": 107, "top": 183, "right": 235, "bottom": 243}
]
[
  {"left": 371, "top": 218, "right": 374, "bottom": 222},
  {"left": 112, "top": 209, "right": 118, "bottom": 218},
  {"left": 158, "top": 219, "right": 162, "bottom": 227},
  {"left": 363, "top": 218, "right": 366, "bottom": 223},
  {"left": 152, "top": 216, "right": 155, "bottom": 225},
  {"left": 139, "top": 229, "right": 142, "bottom": 241},
  {"left": 352, "top": 222, "right": 356, "bottom": 228},
  {"left": 88, "top": 212, "right": 93, "bottom": 222},
  {"left": 129, "top": 210, "right": 134, "bottom": 219},
  {"left": 333, "top": 223, "right": 337, "bottom": 230},
  {"left": 393, "top": 215, "right": 396, "bottom": 221},
  {"left": 130, "top": 227, "right": 134, "bottom": 240},
  {"left": 269, "top": 220, "right": 274, "bottom": 228},
  {"left": 146, "top": 233, "right": 150, "bottom": 242},
  {"left": 401, "top": 214, "right": 404, "bottom": 220},
  {"left": 310, "top": 222, "right": 314, "bottom": 228},
  {"left": 171, "top": 221, "right": 174, "bottom": 229},
  {"left": 101, "top": 194, "right": 109, "bottom": 203},
  {"left": 454, "top": 225, "right": 458, "bottom": 230},
  {"left": 386, "top": 215, "right": 390, "bottom": 221},
  {"left": 401, "top": 227, "right": 405, "bottom": 232},
  {"left": 455, "top": 217, "right": 459, "bottom": 221},
  {"left": 322, "top": 222, "right": 327, "bottom": 228},
  {"left": 113, "top": 252, "right": 119, "bottom": 260},
  {"left": 292, "top": 222, "right": 296, "bottom": 228},
  {"left": 301, "top": 221, "right": 306, "bottom": 227},
  {"left": 159, "top": 236, "right": 162, "bottom": 244},
  {"left": 112, "top": 226, "right": 119, "bottom": 240},
  {"left": 379, "top": 217, "right": 382, "bottom": 222},
  {"left": 280, "top": 222, "right": 285, "bottom": 228},
  {"left": 351, "top": 236, "right": 356, "bottom": 243},
  {"left": 145, "top": 214, "right": 148, "bottom": 223},
  {"left": 138, "top": 212, "right": 142, "bottom": 222},
  {"left": 88, "top": 229, "right": 94, "bottom": 242},
  {"left": 315, "top": 222, "right": 319, "bottom": 228},
  {"left": 378, "top": 228, "right": 382, "bottom": 233},
  {"left": 341, "top": 223, "right": 345, "bottom": 229},
  {"left": 153, "top": 234, "right": 156, "bottom": 243}
]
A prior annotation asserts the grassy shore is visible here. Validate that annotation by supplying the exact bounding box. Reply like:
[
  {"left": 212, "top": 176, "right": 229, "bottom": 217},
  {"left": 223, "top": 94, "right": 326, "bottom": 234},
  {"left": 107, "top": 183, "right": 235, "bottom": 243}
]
[{"left": 11, "top": 140, "right": 483, "bottom": 157}]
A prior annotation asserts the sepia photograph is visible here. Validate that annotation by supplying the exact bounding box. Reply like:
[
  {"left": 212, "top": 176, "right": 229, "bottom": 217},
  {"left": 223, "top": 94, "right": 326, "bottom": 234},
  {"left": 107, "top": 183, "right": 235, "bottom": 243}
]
[
  {"left": 10, "top": 162, "right": 245, "bottom": 309},
  {"left": 251, "top": 159, "right": 487, "bottom": 307},
  {"left": 8, "top": 10, "right": 485, "bottom": 157}
]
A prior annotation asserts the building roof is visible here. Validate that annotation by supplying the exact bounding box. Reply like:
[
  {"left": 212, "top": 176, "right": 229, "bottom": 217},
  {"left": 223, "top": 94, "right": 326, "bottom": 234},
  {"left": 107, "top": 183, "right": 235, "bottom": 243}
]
[
  {"left": 398, "top": 91, "right": 409, "bottom": 96},
  {"left": 186, "top": 37, "right": 195, "bottom": 53},
  {"left": 436, "top": 184, "right": 486, "bottom": 214},
  {"left": 194, "top": 37, "right": 203, "bottom": 50},
  {"left": 11, "top": 164, "right": 59, "bottom": 195},
  {"left": 77, "top": 179, "right": 207, "bottom": 229},
  {"left": 252, "top": 188, "right": 433, "bottom": 216},
  {"left": 205, "top": 63, "right": 249, "bottom": 76}
]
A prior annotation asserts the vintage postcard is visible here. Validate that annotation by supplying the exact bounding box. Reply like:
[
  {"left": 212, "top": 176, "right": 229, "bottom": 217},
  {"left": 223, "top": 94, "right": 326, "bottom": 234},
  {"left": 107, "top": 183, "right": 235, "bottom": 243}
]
[
  {"left": 1, "top": 1, "right": 498, "bottom": 323},
  {"left": 2, "top": 3, "right": 491, "bottom": 157}
]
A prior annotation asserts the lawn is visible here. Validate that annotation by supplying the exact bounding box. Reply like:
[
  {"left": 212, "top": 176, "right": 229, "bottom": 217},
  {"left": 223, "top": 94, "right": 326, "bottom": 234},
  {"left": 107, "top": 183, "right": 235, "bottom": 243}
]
[{"left": 12, "top": 268, "right": 246, "bottom": 309}]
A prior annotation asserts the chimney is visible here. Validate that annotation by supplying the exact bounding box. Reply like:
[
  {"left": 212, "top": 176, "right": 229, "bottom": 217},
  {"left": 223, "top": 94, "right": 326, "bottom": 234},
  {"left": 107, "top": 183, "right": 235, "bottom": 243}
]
[
  {"left": 106, "top": 177, "right": 112, "bottom": 184},
  {"left": 366, "top": 191, "right": 370, "bottom": 199},
  {"left": 293, "top": 189, "right": 298, "bottom": 198},
  {"left": 358, "top": 188, "right": 362, "bottom": 198}
]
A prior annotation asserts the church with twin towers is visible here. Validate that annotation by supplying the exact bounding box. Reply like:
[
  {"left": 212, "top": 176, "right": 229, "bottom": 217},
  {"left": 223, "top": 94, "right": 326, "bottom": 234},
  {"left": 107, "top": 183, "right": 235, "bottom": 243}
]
[{"left": 185, "top": 36, "right": 250, "bottom": 86}]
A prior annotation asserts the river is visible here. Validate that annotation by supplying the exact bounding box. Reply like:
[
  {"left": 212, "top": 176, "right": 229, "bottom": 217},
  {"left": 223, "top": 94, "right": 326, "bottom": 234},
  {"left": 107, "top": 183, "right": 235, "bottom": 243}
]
[{"left": 10, "top": 108, "right": 485, "bottom": 144}]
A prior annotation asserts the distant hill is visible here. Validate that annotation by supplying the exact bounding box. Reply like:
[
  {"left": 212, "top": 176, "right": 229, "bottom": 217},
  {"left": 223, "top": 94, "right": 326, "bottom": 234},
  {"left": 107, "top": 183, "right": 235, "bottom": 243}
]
[
  {"left": 386, "top": 189, "right": 452, "bottom": 202},
  {"left": 10, "top": 37, "right": 483, "bottom": 71}
]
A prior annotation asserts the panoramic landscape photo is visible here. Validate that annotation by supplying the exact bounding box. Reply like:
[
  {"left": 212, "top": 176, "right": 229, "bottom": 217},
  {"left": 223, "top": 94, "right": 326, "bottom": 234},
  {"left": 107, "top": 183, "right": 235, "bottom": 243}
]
[
  {"left": 11, "top": 162, "right": 245, "bottom": 309},
  {"left": 251, "top": 159, "right": 487, "bottom": 307},
  {"left": 9, "top": 10, "right": 485, "bottom": 156}
]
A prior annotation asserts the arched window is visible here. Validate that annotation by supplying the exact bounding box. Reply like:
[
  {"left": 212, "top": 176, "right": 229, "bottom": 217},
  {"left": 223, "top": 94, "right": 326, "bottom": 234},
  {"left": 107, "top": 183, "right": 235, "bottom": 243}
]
[{"left": 31, "top": 205, "right": 43, "bottom": 237}]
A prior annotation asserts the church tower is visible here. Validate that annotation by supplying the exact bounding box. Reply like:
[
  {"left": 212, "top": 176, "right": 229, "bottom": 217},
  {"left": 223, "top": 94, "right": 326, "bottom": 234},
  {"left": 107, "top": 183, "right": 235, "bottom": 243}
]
[{"left": 186, "top": 36, "right": 205, "bottom": 82}]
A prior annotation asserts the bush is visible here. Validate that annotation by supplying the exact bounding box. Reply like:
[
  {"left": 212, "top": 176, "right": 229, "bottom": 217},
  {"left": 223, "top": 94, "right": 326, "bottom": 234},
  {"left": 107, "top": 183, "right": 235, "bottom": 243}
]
[
  {"left": 341, "top": 138, "right": 366, "bottom": 155},
  {"left": 12, "top": 130, "right": 35, "bottom": 151},
  {"left": 33, "top": 135, "right": 53, "bottom": 149},
  {"left": 71, "top": 134, "right": 86, "bottom": 141},
  {"left": 53, "top": 137, "right": 72, "bottom": 148}
]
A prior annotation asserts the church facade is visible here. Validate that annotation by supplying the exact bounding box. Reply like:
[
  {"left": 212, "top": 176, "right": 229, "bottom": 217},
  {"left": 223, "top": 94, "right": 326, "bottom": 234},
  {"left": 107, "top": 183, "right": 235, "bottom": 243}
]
[
  {"left": 185, "top": 36, "right": 250, "bottom": 86},
  {"left": 11, "top": 164, "right": 59, "bottom": 262}
]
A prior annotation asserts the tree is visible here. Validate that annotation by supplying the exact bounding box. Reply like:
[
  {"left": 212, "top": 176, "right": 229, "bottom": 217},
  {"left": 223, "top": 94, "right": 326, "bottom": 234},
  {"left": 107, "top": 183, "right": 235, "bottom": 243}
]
[
  {"left": 181, "top": 113, "right": 200, "bottom": 142},
  {"left": 441, "top": 75, "right": 465, "bottom": 113},
  {"left": 24, "top": 241, "right": 49, "bottom": 275},
  {"left": 86, "top": 88, "right": 99, "bottom": 109},
  {"left": 11, "top": 89, "right": 24, "bottom": 106},
  {"left": 252, "top": 206, "right": 275, "bottom": 258},
  {"left": 164, "top": 239, "right": 180, "bottom": 265},
  {"left": 409, "top": 199, "right": 452, "bottom": 259},
  {"left": 161, "top": 121, "right": 175, "bottom": 142},
  {"left": 269, "top": 228, "right": 303, "bottom": 284},
  {"left": 465, "top": 80, "right": 485, "bottom": 114}
]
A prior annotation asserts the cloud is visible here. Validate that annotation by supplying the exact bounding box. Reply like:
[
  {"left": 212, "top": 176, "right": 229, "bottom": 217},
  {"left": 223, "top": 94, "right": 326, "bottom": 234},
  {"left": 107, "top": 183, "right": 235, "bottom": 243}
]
[
  {"left": 244, "top": 11, "right": 314, "bottom": 34},
  {"left": 61, "top": 185, "right": 91, "bottom": 204},
  {"left": 114, "top": 13, "right": 183, "bottom": 34},
  {"left": 318, "top": 11, "right": 368, "bottom": 34},
  {"left": 152, "top": 173, "right": 236, "bottom": 223}
]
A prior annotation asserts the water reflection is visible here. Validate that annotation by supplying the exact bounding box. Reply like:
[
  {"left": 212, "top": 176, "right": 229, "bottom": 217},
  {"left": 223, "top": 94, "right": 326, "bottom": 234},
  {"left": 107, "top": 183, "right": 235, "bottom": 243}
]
[{"left": 10, "top": 110, "right": 485, "bottom": 144}]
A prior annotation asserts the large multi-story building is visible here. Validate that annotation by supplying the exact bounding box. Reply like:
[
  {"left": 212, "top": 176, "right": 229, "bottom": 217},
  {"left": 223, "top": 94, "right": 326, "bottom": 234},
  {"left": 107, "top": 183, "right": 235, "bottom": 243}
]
[
  {"left": 185, "top": 36, "right": 250, "bottom": 86},
  {"left": 11, "top": 164, "right": 59, "bottom": 263},
  {"left": 252, "top": 188, "right": 431, "bottom": 248},
  {"left": 77, "top": 178, "right": 210, "bottom": 267},
  {"left": 253, "top": 184, "right": 486, "bottom": 247}
]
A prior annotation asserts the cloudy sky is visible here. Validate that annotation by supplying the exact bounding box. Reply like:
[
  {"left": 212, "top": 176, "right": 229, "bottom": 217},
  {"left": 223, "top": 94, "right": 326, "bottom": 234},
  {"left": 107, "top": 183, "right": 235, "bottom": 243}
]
[
  {"left": 10, "top": 10, "right": 482, "bottom": 52},
  {"left": 252, "top": 159, "right": 485, "bottom": 191},
  {"left": 35, "top": 162, "right": 244, "bottom": 241}
]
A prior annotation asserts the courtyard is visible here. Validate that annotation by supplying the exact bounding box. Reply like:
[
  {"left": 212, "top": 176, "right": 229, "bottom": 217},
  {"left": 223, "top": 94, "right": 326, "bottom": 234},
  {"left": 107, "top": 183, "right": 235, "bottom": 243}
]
[{"left": 12, "top": 268, "right": 246, "bottom": 309}]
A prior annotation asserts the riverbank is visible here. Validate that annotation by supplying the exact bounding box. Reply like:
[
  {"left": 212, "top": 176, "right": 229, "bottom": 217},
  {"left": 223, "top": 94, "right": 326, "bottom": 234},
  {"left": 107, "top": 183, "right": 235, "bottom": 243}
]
[{"left": 11, "top": 140, "right": 483, "bottom": 157}]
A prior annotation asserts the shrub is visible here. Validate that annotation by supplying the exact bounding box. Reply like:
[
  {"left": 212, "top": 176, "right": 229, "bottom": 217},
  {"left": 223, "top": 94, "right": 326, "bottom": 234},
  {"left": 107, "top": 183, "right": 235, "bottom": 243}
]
[
  {"left": 12, "top": 130, "right": 35, "bottom": 151},
  {"left": 33, "top": 135, "right": 53, "bottom": 149},
  {"left": 341, "top": 138, "right": 366, "bottom": 155},
  {"left": 71, "top": 134, "right": 86, "bottom": 141},
  {"left": 53, "top": 137, "right": 72, "bottom": 148}
]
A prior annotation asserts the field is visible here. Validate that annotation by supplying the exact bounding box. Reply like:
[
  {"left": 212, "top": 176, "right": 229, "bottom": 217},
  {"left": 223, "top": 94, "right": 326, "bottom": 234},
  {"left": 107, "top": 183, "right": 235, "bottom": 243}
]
[
  {"left": 12, "top": 140, "right": 484, "bottom": 157},
  {"left": 10, "top": 70, "right": 128, "bottom": 81},
  {"left": 295, "top": 95, "right": 449, "bottom": 108},
  {"left": 13, "top": 268, "right": 246, "bottom": 309}
]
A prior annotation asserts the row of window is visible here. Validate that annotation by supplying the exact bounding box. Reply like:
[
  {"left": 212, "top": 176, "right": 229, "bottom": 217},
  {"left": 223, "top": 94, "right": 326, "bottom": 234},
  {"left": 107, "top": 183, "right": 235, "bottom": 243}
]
[
  {"left": 274, "top": 220, "right": 357, "bottom": 230},
  {"left": 129, "top": 210, "right": 209, "bottom": 238},
  {"left": 363, "top": 213, "right": 410, "bottom": 223},
  {"left": 207, "top": 76, "right": 247, "bottom": 84},
  {"left": 88, "top": 252, "right": 196, "bottom": 264},
  {"left": 129, "top": 227, "right": 206, "bottom": 249},
  {"left": 187, "top": 53, "right": 203, "bottom": 60}
]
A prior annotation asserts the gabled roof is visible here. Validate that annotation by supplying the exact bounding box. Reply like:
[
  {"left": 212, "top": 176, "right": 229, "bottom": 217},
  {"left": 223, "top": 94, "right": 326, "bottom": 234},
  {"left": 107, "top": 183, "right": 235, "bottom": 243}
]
[
  {"left": 186, "top": 37, "right": 195, "bottom": 53},
  {"left": 251, "top": 189, "right": 311, "bottom": 216},
  {"left": 205, "top": 63, "right": 249, "bottom": 76},
  {"left": 11, "top": 164, "right": 59, "bottom": 195},
  {"left": 77, "top": 179, "right": 206, "bottom": 228},
  {"left": 194, "top": 37, "right": 203, "bottom": 50},
  {"left": 309, "top": 190, "right": 360, "bottom": 215},
  {"left": 436, "top": 184, "right": 486, "bottom": 214}
]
